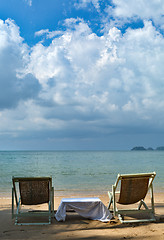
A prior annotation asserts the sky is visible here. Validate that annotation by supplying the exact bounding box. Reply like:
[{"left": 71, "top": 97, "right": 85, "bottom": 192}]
[{"left": 0, "top": 0, "right": 164, "bottom": 150}]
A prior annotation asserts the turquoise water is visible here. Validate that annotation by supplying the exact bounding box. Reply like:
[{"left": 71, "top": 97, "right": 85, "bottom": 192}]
[{"left": 0, "top": 151, "right": 163, "bottom": 197}]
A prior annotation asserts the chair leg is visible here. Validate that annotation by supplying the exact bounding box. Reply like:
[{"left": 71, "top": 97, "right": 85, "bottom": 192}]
[
  {"left": 108, "top": 191, "right": 113, "bottom": 210},
  {"left": 118, "top": 214, "right": 124, "bottom": 223},
  {"left": 52, "top": 187, "right": 54, "bottom": 217},
  {"left": 12, "top": 188, "right": 14, "bottom": 219},
  {"left": 49, "top": 202, "right": 51, "bottom": 224},
  {"left": 150, "top": 185, "right": 155, "bottom": 213},
  {"left": 15, "top": 198, "right": 21, "bottom": 225},
  {"left": 112, "top": 186, "right": 117, "bottom": 217}
]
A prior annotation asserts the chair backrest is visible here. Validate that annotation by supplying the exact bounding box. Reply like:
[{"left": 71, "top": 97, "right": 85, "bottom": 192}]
[
  {"left": 13, "top": 177, "right": 52, "bottom": 205},
  {"left": 117, "top": 173, "right": 156, "bottom": 205}
]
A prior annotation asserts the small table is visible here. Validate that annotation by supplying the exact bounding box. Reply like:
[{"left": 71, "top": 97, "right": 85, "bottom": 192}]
[{"left": 55, "top": 197, "right": 112, "bottom": 222}]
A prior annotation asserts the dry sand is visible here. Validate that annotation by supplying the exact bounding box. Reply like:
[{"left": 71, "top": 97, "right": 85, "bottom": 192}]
[{"left": 0, "top": 192, "right": 164, "bottom": 240}]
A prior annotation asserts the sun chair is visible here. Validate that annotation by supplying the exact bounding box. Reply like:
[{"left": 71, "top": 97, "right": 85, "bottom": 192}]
[
  {"left": 108, "top": 172, "right": 156, "bottom": 223},
  {"left": 12, "top": 177, "right": 54, "bottom": 225}
]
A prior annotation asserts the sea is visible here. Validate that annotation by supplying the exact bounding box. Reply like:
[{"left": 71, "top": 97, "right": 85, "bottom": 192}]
[{"left": 0, "top": 150, "right": 163, "bottom": 197}]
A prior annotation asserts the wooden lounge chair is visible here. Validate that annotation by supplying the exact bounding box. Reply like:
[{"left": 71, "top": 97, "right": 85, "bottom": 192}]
[
  {"left": 12, "top": 177, "right": 54, "bottom": 225},
  {"left": 108, "top": 172, "right": 156, "bottom": 223}
]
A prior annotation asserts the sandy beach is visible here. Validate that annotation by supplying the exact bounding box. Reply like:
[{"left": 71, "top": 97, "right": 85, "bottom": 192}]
[{"left": 0, "top": 192, "right": 164, "bottom": 240}]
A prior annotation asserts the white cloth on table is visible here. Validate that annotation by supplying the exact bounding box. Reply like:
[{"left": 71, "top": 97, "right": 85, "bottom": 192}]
[{"left": 55, "top": 197, "right": 112, "bottom": 222}]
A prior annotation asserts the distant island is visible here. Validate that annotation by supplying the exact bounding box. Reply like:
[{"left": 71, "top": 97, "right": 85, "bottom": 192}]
[{"left": 131, "top": 146, "right": 164, "bottom": 151}]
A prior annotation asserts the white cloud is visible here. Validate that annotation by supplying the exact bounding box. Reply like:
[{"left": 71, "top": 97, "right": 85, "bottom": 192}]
[
  {"left": 25, "top": 0, "right": 32, "bottom": 7},
  {"left": 103, "top": 0, "right": 164, "bottom": 30},
  {"left": 24, "top": 19, "right": 164, "bottom": 125},
  {"left": 0, "top": 19, "right": 40, "bottom": 109},
  {"left": 76, "top": 0, "right": 164, "bottom": 30},
  {"left": 75, "top": 0, "right": 164, "bottom": 21},
  {"left": 1, "top": 16, "right": 164, "bottom": 148},
  {"left": 112, "top": 0, "right": 164, "bottom": 20},
  {"left": 75, "top": 0, "right": 100, "bottom": 10},
  {"left": 35, "top": 29, "right": 63, "bottom": 39}
]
